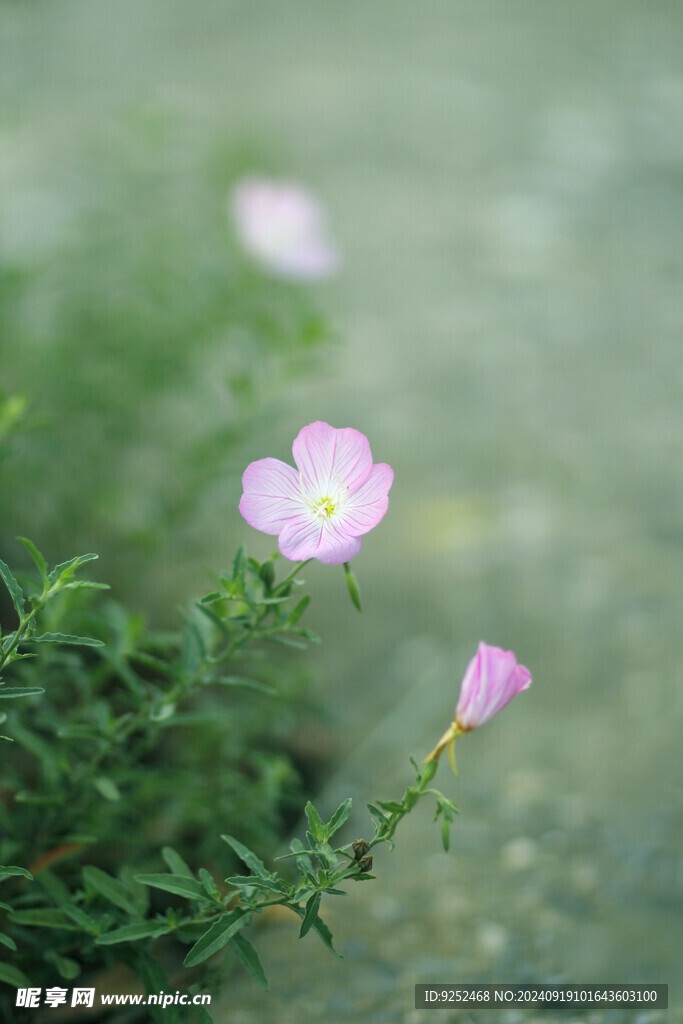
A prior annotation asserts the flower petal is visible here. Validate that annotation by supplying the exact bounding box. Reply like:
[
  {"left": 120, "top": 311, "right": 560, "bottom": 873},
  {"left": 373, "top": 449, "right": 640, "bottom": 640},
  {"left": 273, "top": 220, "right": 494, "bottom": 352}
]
[
  {"left": 278, "top": 512, "right": 362, "bottom": 564},
  {"left": 337, "top": 463, "right": 394, "bottom": 536},
  {"left": 292, "top": 421, "right": 373, "bottom": 497},
  {"left": 239, "top": 458, "right": 305, "bottom": 535}
]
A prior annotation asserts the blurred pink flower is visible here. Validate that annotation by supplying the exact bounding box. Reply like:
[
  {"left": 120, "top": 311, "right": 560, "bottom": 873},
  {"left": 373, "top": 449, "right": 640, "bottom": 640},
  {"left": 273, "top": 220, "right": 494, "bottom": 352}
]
[
  {"left": 239, "top": 420, "right": 393, "bottom": 564},
  {"left": 230, "top": 177, "right": 340, "bottom": 280},
  {"left": 426, "top": 642, "right": 531, "bottom": 771}
]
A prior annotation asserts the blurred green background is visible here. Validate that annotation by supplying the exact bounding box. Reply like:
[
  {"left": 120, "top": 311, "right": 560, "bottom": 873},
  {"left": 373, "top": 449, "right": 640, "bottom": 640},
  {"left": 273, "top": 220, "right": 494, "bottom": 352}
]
[{"left": 1, "top": 0, "right": 682, "bottom": 1020}]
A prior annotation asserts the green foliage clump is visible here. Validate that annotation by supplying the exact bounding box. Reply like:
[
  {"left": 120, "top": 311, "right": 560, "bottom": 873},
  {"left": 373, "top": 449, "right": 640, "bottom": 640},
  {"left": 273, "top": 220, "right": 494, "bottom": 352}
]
[{"left": 0, "top": 538, "right": 323, "bottom": 1019}]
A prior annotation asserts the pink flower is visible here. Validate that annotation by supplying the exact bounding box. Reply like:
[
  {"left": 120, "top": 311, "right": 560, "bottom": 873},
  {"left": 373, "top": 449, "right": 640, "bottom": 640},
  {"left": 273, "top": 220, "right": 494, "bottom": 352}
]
[
  {"left": 425, "top": 642, "right": 531, "bottom": 772},
  {"left": 239, "top": 421, "right": 393, "bottom": 564},
  {"left": 455, "top": 643, "right": 532, "bottom": 731},
  {"left": 230, "top": 177, "right": 340, "bottom": 280}
]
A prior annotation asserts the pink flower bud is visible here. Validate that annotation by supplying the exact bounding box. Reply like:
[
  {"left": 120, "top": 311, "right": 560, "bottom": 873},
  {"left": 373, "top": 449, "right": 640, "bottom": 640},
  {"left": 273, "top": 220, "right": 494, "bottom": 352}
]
[
  {"left": 425, "top": 643, "right": 531, "bottom": 772},
  {"left": 455, "top": 642, "right": 531, "bottom": 731}
]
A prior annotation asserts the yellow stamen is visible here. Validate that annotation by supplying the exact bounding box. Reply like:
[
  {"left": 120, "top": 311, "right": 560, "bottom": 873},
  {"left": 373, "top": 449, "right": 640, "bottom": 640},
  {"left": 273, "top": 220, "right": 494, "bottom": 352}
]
[{"left": 312, "top": 496, "right": 336, "bottom": 518}]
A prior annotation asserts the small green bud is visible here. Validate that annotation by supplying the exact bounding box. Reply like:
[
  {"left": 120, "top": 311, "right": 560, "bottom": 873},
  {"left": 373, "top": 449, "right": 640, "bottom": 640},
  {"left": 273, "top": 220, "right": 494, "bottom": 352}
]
[{"left": 343, "top": 562, "right": 362, "bottom": 612}]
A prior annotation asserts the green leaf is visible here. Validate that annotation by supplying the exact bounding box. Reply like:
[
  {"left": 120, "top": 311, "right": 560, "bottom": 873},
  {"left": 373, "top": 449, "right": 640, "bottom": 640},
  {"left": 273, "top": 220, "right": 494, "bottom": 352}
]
[
  {"left": 37, "top": 868, "right": 71, "bottom": 906},
  {"left": 0, "top": 864, "right": 33, "bottom": 881},
  {"left": 327, "top": 797, "right": 352, "bottom": 839},
  {"left": 199, "top": 868, "right": 220, "bottom": 899},
  {"left": 48, "top": 552, "right": 99, "bottom": 585},
  {"left": 0, "top": 930, "right": 17, "bottom": 951},
  {"left": 0, "top": 557, "right": 24, "bottom": 617},
  {"left": 0, "top": 687, "right": 45, "bottom": 699},
  {"left": 45, "top": 951, "right": 81, "bottom": 980},
  {"left": 343, "top": 562, "right": 362, "bottom": 612},
  {"left": 287, "top": 595, "right": 310, "bottom": 627},
  {"left": 161, "top": 846, "right": 193, "bottom": 878},
  {"left": 135, "top": 873, "right": 207, "bottom": 901},
  {"left": 9, "top": 908, "right": 80, "bottom": 930},
  {"left": 304, "top": 801, "right": 325, "bottom": 841},
  {"left": 17, "top": 536, "right": 48, "bottom": 585},
  {"left": 183, "top": 909, "right": 250, "bottom": 968},
  {"left": 97, "top": 919, "right": 176, "bottom": 945},
  {"left": 298, "top": 891, "right": 321, "bottom": 938},
  {"left": 230, "top": 932, "right": 269, "bottom": 989},
  {"left": 377, "top": 799, "right": 404, "bottom": 814},
  {"left": 83, "top": 866, "right": 140, "bottom": 917},
  {"left": 290, "top": 904, "right": 342, "bottom": 958},
  {"left": 258, "top": 560, "right": 275, "bottom": 591},
  {"left": 136, "top": 952, "right": 185, "bottom": 1024},
  {"left": 221, "top": 835, "right": 268, "bottom": 878},
  {"left": 225, "top": 875, "right": 290, "bottom": 896},
  {"left": 212, "top": 675, "right": 276, "bottom": 695},
  {"left": 62, "top": 904, "right": 100, "bottom": 934},
  {"left": 59, "top": 580, "right": 110, "bottom": 592},
  {"left": 93, "top": 777, "right": 121, "bottom": 801},
  {"left": 29, "top": 632, "right": 104, "bottom": 647},
  {"left": 266, "top": 634, "right": 307, "bottom": 649},
  {"left": 0, "top": 962, "right": 31, "bottom": 988},
  {"left": 232, "top": 544, "right": 246, "bottom": 580},
  {"left": 181, "top": 622, "right": 205, "bottom": 675}
]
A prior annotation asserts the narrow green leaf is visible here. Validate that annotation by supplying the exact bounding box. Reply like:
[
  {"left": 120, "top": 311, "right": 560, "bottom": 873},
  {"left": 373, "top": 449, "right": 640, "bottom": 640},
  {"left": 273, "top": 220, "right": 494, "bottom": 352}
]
[
  {"left": 377, "top": 799, "right": 404, "bottom": 814},
  {"left": 93, "top": 777, "right": 121, "bottom": 802},
  {"left": 161, "top": 846, "right": 193, "bottom": 879},
  {"left": 230, "top": 932, "right": 269, "bottom": 989},
  {"left": 60, "top": 580, "right": 110, "bottom": 592},
  {"left": 0, "top": 931, "right": 17, "bottom": 951},
  {"left": 181, "top": 622, "right": 204, "bottom": 674},
  {"left": 37, "top": 868, "right": 71, "bottom": 906},
  {"left": 9, "top": 908, "right": 80, "bottom": 930},
  {"left": 0, "top": 557, "right": 24, "bottom": 617},
  {"left": 97, "top": 919, "right": 175, "bottom": 945},
  {"left": 0, "top": 687, "right": 44, "bottom": 699},
  {"left": 199, "top": 867, "right": 220, "bottom": 899},
  {"left": 287, "top": 595, "right": 310, "bottom": 627},
  {"left": 298, "top": 891, "right": 321, "bottom": 938},
  {"left": 62, "top": 904, "right": 99, "bottom": 934},
  {"left": 327, "top": 797, "right": 353, "bottom": 838},
  {"left": 83, "top": 866, "right": 140, "bottom": 917},
  {"left": 136, "top": 952, "right": 185, "bottom": 1024},
  {"left": 232, "top": 544, "right": 246, "bottom": 580},
  {"left": 48, "top": 552, "right": 98, "bottom": 585},
  {"left": 127, "top": 651, "right": 175, "bottom": 677},
  {"left": 225, "top": 875, "right": 291, "bottom": 897},
  {"left": 29, "top": 632, "right": 104, "bottom": 647},
  {"left": 290, "top": 904, "right": 342, "bottom": 958},
  {"left": 14, "top": 790, "right": 62, "bottom": 804},
  {"left": 0, "top": 865, "right": 32, "bottom": 881},
  {"left": 266, "top": 634, "right": 307, "bottom": 649},
  {"left": 183, "top": 909, "right": 250, "bottom": 968},
  {"left": 304, "top": 801, "right": 325, "bottom": 841},
  {"left": 258, "top": 560, "right": 275, "bottom": 591},
  {"left": 135, "top": 874, "right": 207, "bottom": 901},
  {"left": 17, "top": 537, "right": 48, "bottom": 584},
  {"left": 0, "top": 963, "right": 31, "bottom": 988},
  {"left": 221, "top": 835, "right": 268, "bottom": 879},
  {"left": 45, "top": 951, "right": 81, "bottom": 980},
  {"left": 212, "top": 675, "right": 276, "bottom": 695}
]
